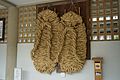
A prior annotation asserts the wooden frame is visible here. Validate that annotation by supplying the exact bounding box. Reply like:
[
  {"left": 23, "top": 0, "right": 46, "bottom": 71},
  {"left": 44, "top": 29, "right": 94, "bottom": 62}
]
[{"left": 0, "top": 18, "right": 5, "bottom": 41}]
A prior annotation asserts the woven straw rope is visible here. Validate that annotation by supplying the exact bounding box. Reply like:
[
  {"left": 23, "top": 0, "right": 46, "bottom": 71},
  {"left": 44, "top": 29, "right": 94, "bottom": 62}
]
[{"left": 31, "top": 9, "right": 87, "bottom": 73}]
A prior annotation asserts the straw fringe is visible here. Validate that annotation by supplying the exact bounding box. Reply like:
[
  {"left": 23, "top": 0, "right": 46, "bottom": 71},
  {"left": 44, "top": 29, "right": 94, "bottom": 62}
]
[
  {"left": 59, "top": 11, "right": 87, "bottom": 73},
  {"left": 31, "top": 10, "right": 87, "bottom": 73}
]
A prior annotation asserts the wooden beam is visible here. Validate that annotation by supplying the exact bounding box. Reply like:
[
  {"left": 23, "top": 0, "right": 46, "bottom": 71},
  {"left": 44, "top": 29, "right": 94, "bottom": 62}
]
[
  {"left": 37, "top": 0, "right": 87, "bottom": 7},
  {"left": 0, "top": 0, "right": 16, "bottom": 8}
]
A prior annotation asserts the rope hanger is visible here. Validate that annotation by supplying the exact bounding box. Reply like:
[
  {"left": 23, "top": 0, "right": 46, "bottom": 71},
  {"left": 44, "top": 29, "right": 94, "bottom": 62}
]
[{"left": 67, "top": 0, "right": 78, "bottom": 13}]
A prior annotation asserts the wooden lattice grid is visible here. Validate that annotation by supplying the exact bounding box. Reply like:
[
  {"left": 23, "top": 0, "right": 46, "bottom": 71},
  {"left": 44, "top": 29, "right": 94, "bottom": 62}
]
[
  {"left": 18, "top": 5, "right": 36, "bottom": 43},
  {"left": 91, "top": 0, "right": 120, "bottom": 41}
]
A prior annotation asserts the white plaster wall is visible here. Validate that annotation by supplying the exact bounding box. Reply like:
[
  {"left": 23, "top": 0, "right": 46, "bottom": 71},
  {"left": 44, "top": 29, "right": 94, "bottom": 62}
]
[
  {"left": 16, "top": 41, "right": 120, "bottom": 80},
  {"left": 17, "top": 43, "right": 94, "bottom": 80},
  {"left": 1, "top": 41, "right": 120, "bottom": 80},
  {"left": 0, "top": 44, "right": 7, "bottom": 80},
  {"left": 91, "top": 41, "right": 120, "bottom": 80}
]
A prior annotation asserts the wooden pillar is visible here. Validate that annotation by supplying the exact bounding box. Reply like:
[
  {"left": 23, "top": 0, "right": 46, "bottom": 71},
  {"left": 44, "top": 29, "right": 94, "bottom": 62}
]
[{"left": 6, "top": 6, "right": 18, "bottom": 80}]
